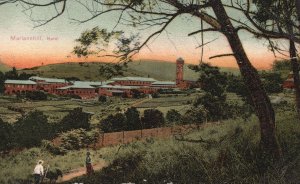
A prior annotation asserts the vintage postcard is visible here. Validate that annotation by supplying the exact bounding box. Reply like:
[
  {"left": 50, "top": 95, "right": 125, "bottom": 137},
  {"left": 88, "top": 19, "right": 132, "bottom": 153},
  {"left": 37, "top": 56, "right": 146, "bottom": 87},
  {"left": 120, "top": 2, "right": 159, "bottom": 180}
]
[{"left": 0, "top": 1, "right": 299, "bottom": 184}]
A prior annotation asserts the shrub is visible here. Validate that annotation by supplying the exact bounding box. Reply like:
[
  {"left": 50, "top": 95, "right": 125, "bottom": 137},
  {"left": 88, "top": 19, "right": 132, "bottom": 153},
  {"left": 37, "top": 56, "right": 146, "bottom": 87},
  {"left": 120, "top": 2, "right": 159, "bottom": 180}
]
[
  {"left": 60, "top": 129, "right": 88, "bottom": 150},
  {"left": 182, "top": 106, "right": 208, "bottom": 124},
  {"left": 141, "top": 109, "right": 165, "bottom": 129},
  {"left": 41, "top": 140, "right": 65, "bottom": 155},
  {"left": 62, "top": 94, "right": 82, "bottom": 99},
  {"left": 98, "top": 95, "right": 107, "bottom": 103},
  {"left": 25, "top": 91, "right": 47, "bottom": 100},
  {"left": 131, "top": 89, "right": 145, "bottom": 98},
  {"left": 166, "top": 109, "right": 182, "bottom": 123},
  {"left": 14, "top": 111, "right": 51, "bottom": 148},
  {"left": 152, "top": 92, "right": 159, "bottom": 98},
  {"left": 43, "top": 129, "right": 100, "bottom": 154}
]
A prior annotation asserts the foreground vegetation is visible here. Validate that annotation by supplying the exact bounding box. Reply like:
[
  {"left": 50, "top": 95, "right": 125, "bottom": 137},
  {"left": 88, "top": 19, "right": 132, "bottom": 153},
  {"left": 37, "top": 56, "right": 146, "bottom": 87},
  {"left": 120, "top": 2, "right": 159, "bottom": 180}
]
[
  {"left": 61, "top": 110, "right": 300, "bottom": 184},
  {"left": 1, "top": 108, "right": 298, "bottom": 184}
]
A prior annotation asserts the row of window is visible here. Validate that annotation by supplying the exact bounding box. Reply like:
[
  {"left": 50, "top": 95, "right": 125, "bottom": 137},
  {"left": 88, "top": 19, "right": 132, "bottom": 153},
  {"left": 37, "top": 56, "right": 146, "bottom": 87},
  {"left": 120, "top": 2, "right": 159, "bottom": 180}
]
[
  {"left": 6, "top": 84, "right": 35, "bottom": 88},
  {"left": 119, "top": 81, "right": 151, "bottom": 85}
]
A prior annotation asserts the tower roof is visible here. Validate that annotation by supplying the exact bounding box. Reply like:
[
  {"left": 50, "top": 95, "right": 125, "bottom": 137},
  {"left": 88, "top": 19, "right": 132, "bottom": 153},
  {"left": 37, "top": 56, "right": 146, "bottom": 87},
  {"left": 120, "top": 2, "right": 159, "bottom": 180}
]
[{"left": 176, "top": 57, "right": 184, "bottom": 64}]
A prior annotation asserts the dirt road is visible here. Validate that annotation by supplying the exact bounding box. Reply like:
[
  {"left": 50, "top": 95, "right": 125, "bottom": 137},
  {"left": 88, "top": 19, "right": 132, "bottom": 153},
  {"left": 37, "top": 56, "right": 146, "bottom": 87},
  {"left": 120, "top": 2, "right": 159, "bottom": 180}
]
[{"left": 57, "top": 160, "right": 107, "bottom": 183}]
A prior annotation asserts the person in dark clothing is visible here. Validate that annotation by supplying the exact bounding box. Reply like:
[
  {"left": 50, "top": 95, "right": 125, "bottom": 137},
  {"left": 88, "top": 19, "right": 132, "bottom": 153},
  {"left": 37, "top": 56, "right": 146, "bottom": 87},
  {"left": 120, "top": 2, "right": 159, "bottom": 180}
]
[{"left": 86, "top": 152, "right": 94, "bottom": 175}]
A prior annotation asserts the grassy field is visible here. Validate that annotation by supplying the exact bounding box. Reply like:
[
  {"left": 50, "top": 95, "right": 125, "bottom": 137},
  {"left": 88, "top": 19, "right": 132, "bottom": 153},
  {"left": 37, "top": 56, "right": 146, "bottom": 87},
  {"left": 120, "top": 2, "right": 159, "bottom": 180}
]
[
  {"left": 1, "top": 109, "right": 298, "bottom": 184},
  {"left": 0, "top": 146, "right": 121, "bottom": 184},
  {"left": 0, "top": 95, "right": 137, "bottom": 123},
  {"left": 61, "top": 110, "right": 300, "bottom": 184},
  {"left": 0, "top": 92, "right": 201, "bottom": 124},
  {"left": 19, "top": 60, "right": 240, "bottom": 81}
]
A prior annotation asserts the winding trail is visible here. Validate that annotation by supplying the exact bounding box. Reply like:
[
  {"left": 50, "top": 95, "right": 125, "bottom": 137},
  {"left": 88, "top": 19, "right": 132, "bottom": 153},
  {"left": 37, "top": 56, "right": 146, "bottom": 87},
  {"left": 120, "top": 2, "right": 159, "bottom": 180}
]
[{"left": 57, "top": 160, "right": 107, "bottom": 183}]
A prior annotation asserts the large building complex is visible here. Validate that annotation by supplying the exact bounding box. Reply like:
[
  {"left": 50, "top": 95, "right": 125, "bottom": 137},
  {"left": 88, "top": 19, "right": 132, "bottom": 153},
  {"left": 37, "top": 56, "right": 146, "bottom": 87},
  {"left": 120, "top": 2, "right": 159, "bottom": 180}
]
[{"left": 4, "top": 58, "right": 197, "bottom": 99}]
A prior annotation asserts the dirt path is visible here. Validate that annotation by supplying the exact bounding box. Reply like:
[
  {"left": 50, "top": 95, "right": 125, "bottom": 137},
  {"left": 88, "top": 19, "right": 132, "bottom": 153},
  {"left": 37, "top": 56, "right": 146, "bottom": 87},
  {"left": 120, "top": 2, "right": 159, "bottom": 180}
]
[
  {"left": 57, "top": 160, "right": 107, "bottom": 183},
  {"left": 131, "top": 98, "right": 151, "bottom": 107}
]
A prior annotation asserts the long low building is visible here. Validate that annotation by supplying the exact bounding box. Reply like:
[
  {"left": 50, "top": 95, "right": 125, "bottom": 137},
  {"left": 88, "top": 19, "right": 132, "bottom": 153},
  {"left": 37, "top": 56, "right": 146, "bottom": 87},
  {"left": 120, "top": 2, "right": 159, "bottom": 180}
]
[
  {"left": 55, "top": 82, "right": 97, "bottom": 99},
  {"left": 150, "top": 81, "right": 176, "bottom": 89},
  {"left": 4, "top": 76, "right": 184, "bottom": 99},
  {"left": 29, "top": 76, "right": 70, "bottom": 94},
  {"left": 5, "top": 80, "right": 37, "bottom": 95},
  {"left": 110, "top": 77, "right": 157, "bottom": 86}
]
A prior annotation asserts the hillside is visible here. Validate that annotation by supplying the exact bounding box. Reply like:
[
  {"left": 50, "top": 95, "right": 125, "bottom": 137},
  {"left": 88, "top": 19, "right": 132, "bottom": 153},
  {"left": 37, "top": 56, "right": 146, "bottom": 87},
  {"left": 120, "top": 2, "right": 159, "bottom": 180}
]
[
  {"left": 0, "top": 61, "right": 11, "bottom": 72},
  {"left": 20, "top": 60, "right": 240, "bottom": 81}
]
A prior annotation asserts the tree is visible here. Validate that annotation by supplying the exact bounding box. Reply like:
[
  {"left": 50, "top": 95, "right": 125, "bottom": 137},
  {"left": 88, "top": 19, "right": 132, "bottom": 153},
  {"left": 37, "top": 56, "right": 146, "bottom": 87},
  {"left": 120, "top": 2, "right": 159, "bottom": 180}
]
[
  {"left": 190, "top": 63, "right": 227, "bottom": 97},
  {"left": 18, "top": 72, "right": 33, "bottom": 80},
  {"left": 3, "top": 0, "right": 286, "bottom": 159},
  {"left": 125, "top": 107, "right": 141, "bottom": 131},
  {"left": 252, "top": 0, "right": 300, "bottom": 117},
  {"left": 272, "top": 60, "right": 291, "bottom": 73},
  {"left": 5, "top": 67, "right": 18, "bottom": 79},
  {"left": 0, "top": 71, "right": 5, "bottom": 93},
  {"left": 141, "top": 109, "right": 165, "bottom": 129},
  {"left": 227, "top": 74, "right": 249, "bottom": 100},
  {"left": 60, "top": 107, "right": 91, "bottom": 132},
  {"left": 14, "top": 111, "right": 51, "bottom": 148},
  {"left": 0, "top": 118, "right": 14, "bottom": 151},
  {"left": 100, "top": 113, "right": 127, "bottom": 132},
  {"left": 260, "top": 71, "right": 283, "bottom": 94},
  {"left": 192, "top": 63, "right": 229, "bottom": 121},
  {"left": 166, "top": 109, "right": 182, "bottom": 124},
  {"left": 272, "top": 60, "right": 291, "bottom": 79}
]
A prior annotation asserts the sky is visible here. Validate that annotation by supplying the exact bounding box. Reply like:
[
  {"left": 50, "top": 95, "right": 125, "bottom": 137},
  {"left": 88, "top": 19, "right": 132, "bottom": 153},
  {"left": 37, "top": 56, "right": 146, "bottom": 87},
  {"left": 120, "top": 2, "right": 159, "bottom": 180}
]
[{"left": 0, "top": 1, "right": 289, "bottom": 69}]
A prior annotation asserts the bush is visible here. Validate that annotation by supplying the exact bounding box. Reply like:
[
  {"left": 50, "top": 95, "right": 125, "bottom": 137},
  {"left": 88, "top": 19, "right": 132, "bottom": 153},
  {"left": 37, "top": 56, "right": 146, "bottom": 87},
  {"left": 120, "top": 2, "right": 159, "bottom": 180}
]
[
  {"left": 62, "top": 94, "right": 82, "bottom": 99},
  {"left": 59, "top": 108, "right": 91, "bottom": 132},
  {"left": 166, "top": 109, "right": 182, "bottom": 123},
  {"left": 14, "top": 111, "right": 51, "bottom": 148},
  {"left": 60, "top": 128, "right": 100, "bottom": 151},
  {"left": 41, "top": 140, "right": 65, "bottom": 155},
  {"left": 100, "top": 113, "right": 127, "bottom": 133},
  {"left": 152, "top": 92, "right": 159, "bottom": 98},
  {"left": 42, "top": 129, "right": 100, "bottom": 154},
  {"left": 98, "top": 95, "right": 107, "bottom": 103},
  {"left": 182, "top": 106, "right": 208, "bottom": 124},
  {"left": 141, "top": 109, "right": 165, "bottom": 129},
  {"left": 25, "top": 91, "right": 47, "bottom": 100}
]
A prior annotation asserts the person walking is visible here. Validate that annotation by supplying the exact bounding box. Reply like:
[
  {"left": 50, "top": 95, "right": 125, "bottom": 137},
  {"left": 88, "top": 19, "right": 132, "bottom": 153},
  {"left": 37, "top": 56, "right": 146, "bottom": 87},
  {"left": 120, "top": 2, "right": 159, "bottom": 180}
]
[
  {"left": 33, "top": 160, "right": 44, "bottom": 184},
  {"left": 86, "top": 152, "right": 94, "bottom": 175}
]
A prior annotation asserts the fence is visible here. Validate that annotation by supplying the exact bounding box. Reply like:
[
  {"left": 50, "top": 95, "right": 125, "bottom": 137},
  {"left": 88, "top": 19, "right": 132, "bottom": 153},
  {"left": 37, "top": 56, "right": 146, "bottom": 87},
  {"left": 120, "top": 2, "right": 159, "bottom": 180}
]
[{"left": 93, "top": 124, "right": 199, "bottom": 148}]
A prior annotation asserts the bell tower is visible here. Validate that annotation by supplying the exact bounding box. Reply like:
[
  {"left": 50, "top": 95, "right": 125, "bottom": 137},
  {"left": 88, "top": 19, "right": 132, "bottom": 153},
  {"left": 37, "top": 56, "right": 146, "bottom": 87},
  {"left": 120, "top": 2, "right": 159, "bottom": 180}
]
[{"left": 176, "top": 57, "right": 184, "bottom": 84}]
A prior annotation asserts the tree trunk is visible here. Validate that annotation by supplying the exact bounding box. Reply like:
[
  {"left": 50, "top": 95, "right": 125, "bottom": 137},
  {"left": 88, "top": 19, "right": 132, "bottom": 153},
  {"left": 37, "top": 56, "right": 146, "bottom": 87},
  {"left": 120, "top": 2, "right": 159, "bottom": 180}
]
[
  {"left": 289, "top": 40, "right": 300, "bottom": 116},
  {"left": 210, "top": 0, "right": 281, "bottom": 158},
  {"left": 295, "top": 0, "right": 300, "bottom": 22}
]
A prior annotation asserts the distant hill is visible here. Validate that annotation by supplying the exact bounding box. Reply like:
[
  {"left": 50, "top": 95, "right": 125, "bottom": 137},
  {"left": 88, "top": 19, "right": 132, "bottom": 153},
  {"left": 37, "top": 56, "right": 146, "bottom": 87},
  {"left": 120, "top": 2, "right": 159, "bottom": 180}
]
[
  {"left": 0, "top": 61, "right": 11, "bottom": 72},
  {"left": 20, "top": 60, "right": 239, "bottom": 81}
]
